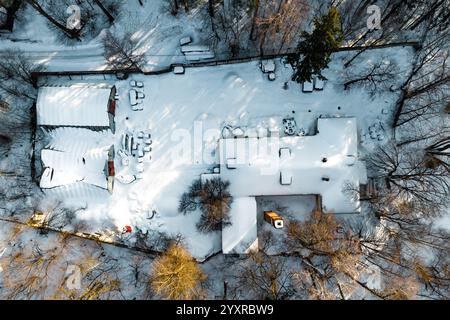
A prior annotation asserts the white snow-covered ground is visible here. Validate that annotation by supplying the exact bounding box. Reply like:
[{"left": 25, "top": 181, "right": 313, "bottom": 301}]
[
  {"left": 37, "top": 47, "right": 413, "bottom": 261},
  {"left": 1, "top": 0, "right": 205, "bottom": 72}
]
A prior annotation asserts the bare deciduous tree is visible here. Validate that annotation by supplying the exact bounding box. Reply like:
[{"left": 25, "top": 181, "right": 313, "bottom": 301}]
[
  {"left": 253, "top": 0, "right": 309, "bottom": 54},
  {"left": 367, "top": 142, "right": 449, "bottom": 219},
  {"left": 102, "top": 30, "right": 145, "bottom": 71},
  {"left": 0, "top": 49, "right": 44, "bottom": 100},
  {"left": 149, "top": 244, "right": 206, "bottom": 300},
  {"left": 379, "top": 276, "right": 420, "bottom": 300},
  {"left": 343, "top": 57, "right": 399, "bottom": 95},
  {"left": 234, "top": 251, "right": 295, "bottom": 300},
  {"left": 285, "top": 210, "right": 364, "bottom": 299}
]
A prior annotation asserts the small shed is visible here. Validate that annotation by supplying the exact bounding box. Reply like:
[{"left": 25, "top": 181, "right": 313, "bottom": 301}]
[
  {"left": 302, "top": 81, "right": 314, "bottom": 93},
  {"left": 179, "top": 36, "right": 192, "bottom": 46},
  {"left": 261, "top": 60, "right": 276, "bottom": 73}
]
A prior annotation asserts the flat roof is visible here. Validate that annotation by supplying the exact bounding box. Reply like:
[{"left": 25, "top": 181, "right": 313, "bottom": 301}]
[
  {"left": 37, "top": 86, "right": 112, "bottom": 127},
  {"left": 218, "top": 117, "right": 365, "bottom": 213},
  {"left": 222, "top": 197, "right": 258, "bottom": 254}
]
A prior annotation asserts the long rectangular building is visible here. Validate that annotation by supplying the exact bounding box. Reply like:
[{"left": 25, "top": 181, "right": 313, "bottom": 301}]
[{"left": 36, "top": 86, "right": 116, "bottom": 129}]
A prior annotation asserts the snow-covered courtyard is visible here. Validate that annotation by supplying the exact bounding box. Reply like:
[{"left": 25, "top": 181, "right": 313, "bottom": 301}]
[
  {"left": 36, "top": 47, "right": 411, "bottom": 260},
  {"left": 1, "top": 0, "right": 448, "bottom": 302}
]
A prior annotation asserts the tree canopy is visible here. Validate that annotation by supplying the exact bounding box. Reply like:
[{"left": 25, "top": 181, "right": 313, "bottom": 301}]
[{"left": 288, "top": 7, "right": 343, "bottom": 83}]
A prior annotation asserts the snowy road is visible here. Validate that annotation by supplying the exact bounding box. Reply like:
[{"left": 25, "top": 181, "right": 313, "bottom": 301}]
[
  {"left": 0, "top": 41, "right": 109, "bottom": 71},
  {"left": 0, "top": 0, "right": 193, "bottom": 72},
  {"left": 0, "top": 40, "right": 185, "bottom": 72}
]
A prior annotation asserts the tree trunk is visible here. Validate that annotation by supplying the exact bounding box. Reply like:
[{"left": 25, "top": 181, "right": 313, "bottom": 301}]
[
  {"left": 426, "top": 137, "right": 450, "bottom": 156},
  {"left": 343, "top": 76, "right": 369, "bottom": 90},
  {"left": 404, "top": 76, "right": 450, "bottom": 99},
  {"left": 249, "top": 0, "right": 260, "bottom": 41},
  {"left": 173, "top": 0, "right": 179, "bottom": 14},
  {"left": 26, "top": 0, "right": 81, "bottom": 40},
  {"left": 208, "top": 0, "right": 215, "bottom": 17},
  {"left": 208, "top": 0, "right": 220, "bottom": 41},
  {"left": 222, "top": 281, "right": 228, "bottom": 299},
  {"left": 409, "top": 0, "right": 444, "bottom": 30},
  {"left": 92, "top": 0, "right": 115, "bottom": 23}
]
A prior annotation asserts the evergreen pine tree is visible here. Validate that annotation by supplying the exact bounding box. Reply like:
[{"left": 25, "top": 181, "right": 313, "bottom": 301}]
[{"left": 288, "top": 7, "right": 342, "bottom": 83}]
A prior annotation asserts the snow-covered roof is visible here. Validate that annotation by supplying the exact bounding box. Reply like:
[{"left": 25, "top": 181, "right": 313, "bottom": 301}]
[
  {"left": 37, "top": 87, "right": 112, "bottom": 127},
  {"left": 40, "top": 145, "right": 109, "bottom": 190},
  {"left": 219, "top": 117, "right": 365, "bottom": 214},
  {"left": 222, "top": 197, "right": 258, "bottom": 254}
]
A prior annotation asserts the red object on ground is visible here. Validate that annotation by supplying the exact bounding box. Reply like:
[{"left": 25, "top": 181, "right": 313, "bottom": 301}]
[
  {"left": 108, "top": 160, "right": 115, "bottom": 176},
  {"left": 108, "top": 100, "right": 116, "bottom": 115},
  {"left": 123, "top": 225, "right": 133, "bottom": 233}
]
